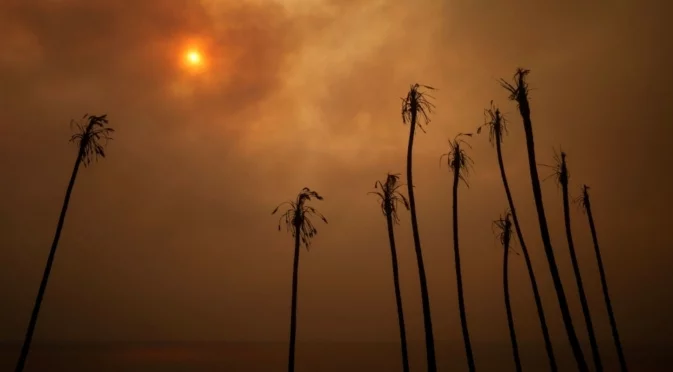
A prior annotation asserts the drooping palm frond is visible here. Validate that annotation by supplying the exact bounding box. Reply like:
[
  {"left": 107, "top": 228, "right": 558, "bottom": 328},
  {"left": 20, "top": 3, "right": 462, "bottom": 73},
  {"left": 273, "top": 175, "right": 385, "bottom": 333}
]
[
  {"left": 272, "top": 187, "right": 327, "bottom": 250},
  {"left": 541, "top": 149, "right": 567, "bottom": 189},
  {"left": 492, "top": 211, "right": 520, "bottom": 255},
  {"left": 574, "top": 184, "right": 591, "bottom": 213},
  {"left": 500, "top": 68, "right": 532, "bottom": 107},
  {"left": 368, "top": 173, "right": 410, "bottom": 225},
  {"left": 401, "top": 83, "right": 436, "bottom": 134},
  {"left": 440, "top": 133, "right": 475, "bottom": 187},
  {"left": 478, "top": 101, "right": 509, "bottom": 146},
  {"left": 69, "top": 114, "right": 115, "bottom": 167}
]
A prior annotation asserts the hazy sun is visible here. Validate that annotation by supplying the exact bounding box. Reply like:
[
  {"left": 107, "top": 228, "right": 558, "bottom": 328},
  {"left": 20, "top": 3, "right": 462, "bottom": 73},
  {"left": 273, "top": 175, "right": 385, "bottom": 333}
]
[{"left": 185, "top": 49, "right": 202, "bottom": 66}]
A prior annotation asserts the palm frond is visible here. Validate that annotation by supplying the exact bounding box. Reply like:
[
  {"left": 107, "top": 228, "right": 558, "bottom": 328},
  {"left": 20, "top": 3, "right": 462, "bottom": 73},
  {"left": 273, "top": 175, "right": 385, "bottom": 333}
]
[
  {"left": 480, "top": 101, "right": 509, "bottom": 146},
  {"left": 272, "top": 188, "right": 328, "bottom": 250},
  {"left": 69, "top": 114, "right": 114, "bottom": 167},
  {"left": 369, "top": 173, "right": 409, "bottom": 224},
  {"left": 500, "top": 68, "right": 531, "bottom": 106},
  {"left": 441, "top": 134, "right": 475, "bottom": 187},
  {"left": 401, "top": 83, "right": 436, "bottom": 133}
]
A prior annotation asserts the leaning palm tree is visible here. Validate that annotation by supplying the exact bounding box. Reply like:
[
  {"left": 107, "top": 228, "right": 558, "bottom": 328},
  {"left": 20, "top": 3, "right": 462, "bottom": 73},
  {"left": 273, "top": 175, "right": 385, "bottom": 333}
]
[
  {"left": 440, "top": 133, "right": 476, "bottom": 372},
  {"left": 16, "top": 114, "right": 114, "bottom": 372},
  {"left": 500, "top": 69, "right": 589, "bottom": 371},
  {"left": 576, "top": 185, "right": 628, "bottom": 372},
  {"left": 478, "top": 103, "right": 557, "bottom": 371},
  {"left": 272, "top": 187, "right": 328, "bottom": 372},
  {"left": 493, "top": 211, "right": 522, "bottom": 372},
  {"left": 401, "top": 83, "right": 437, "bottom": 371},
  {"left": 369, "top": 173, "right": 411, "bottom": 372},
  {"left": 546, "top": 151, "right": 602, "bottom": 371}
]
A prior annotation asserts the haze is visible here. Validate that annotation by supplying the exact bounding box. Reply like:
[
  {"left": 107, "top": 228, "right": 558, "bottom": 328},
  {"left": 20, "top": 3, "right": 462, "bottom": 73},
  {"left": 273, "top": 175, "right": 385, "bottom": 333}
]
[{"left": 1, "top": 0, "right": 671, "bottom": 363}]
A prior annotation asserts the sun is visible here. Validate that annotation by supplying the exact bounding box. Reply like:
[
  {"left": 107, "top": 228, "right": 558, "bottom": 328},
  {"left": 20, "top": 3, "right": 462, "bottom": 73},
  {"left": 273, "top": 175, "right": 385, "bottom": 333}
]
[{"left": 185, "top": 49, "right": 202, "bottom": 66}]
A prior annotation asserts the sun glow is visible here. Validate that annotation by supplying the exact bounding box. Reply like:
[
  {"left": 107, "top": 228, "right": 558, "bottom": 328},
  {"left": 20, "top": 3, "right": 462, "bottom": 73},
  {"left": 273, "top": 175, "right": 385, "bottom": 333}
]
[{"left": 184, "top": 49, "right": 203, "bottom": 66}]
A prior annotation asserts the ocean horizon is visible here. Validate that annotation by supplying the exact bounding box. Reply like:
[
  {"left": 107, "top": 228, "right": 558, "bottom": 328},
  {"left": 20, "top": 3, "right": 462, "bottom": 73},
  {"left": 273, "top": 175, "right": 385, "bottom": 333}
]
[{"left": 1, "top": 340, "right": 669, "bottom": 371}]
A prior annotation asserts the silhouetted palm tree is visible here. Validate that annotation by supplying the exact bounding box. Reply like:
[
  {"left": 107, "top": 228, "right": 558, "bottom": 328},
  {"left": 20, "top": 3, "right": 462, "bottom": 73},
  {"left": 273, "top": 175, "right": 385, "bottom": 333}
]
[
  {"left": 479, "top": 103, "right": 557, "bottom": 371},
  {"left": 369, "top": 173, "right": 411, "bottom": 372},
  {"left": 272, "top": 188, "right": 328, "bottom": 372},
  {"left": 401, "top": 83, "right": 437, "bottom": 372},
  {"left": 16, "top": 114, "right": 114, "bottom": 372},
  {"left": 500, "top": 68, "right": 589, "bottom": 371},
  {"left": 493, "top": 212, "right": 522, "bottom": 372},
  {"left": 441, "top": 133, "right": 476, "bottom": 372},
  {"left": 576, "top": 185, "right": 628, "bottom": 372},
  {"left": 547, "top": 151, "right": 602, "bottom": 371}
]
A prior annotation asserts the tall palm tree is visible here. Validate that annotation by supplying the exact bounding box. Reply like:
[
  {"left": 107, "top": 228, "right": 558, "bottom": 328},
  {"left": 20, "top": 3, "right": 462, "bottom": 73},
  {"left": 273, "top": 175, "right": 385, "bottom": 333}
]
[
  {"left": 479, "top": 103, "right": 557, "bottom": 371},
  {"left": 548, "top": 151, "right": 602, "bottom": 371},
  {"left": 440, "top": 133, "right": 476, "bottom": 372},
  {"left": 493, "top": 212, "right": 522, "bottom": 372},
  {"left": 16, "top": 114, "right": 114, "bottom": 372},
  {"left": 272, "top": 187, "right": 328, "bottom": 372},
  {"left": 576, "top": 185, "right": 628, "bottom": 372},
  {"left": 401, "top": 83, "right": 437, "bottom": 371},
  {"left": 500, "top": 68, "right": 589, "bottom": 371},
  {"left": 369, "top": 173, "right": 411, "bottom": 372}
]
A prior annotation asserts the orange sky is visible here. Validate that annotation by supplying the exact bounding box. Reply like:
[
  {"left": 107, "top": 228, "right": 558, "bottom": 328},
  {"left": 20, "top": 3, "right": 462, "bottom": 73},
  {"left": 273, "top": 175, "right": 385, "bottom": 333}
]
[{"left": 1, "top": 0, "right": 672, "bottom": 360}]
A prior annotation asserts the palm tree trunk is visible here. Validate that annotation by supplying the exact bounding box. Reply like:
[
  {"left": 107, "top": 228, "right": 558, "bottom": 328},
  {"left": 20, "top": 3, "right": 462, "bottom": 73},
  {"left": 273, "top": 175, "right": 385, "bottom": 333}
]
[
  {"left": 584, "top": 193, "right": 628, "bottom": 372},
  {"left": 503, "top": 238, "right": 522, "bottom": 372},
  {"left": 517, "top": 101, "right": 589, "bottom": 372},
  {"left": 495, "top": 134, "right": 557, "bottom": 371},
  {"left": 561, "top": 181, "right": 602, "bottom": 371},
  {"left": 406, "top": 110, "right": 437, "bottom": 372},
  {"left": 15, "top": 150, "right": 84, "bottom": 372},
  {"left": 288, "top": 227, "right": 301, "bottom": 372},
  {"left": 452, "top": 167, "right": 475, "bottom": 372},
  {"left": 385, "top": 210, "right": 410, "bottom": 372}
]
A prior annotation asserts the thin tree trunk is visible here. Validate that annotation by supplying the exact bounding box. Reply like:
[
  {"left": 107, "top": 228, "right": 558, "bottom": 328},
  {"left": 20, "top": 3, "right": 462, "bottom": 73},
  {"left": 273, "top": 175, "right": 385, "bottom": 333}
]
[
  {"left": 503, "top": 236, "right": 522, "bottom": 372},
  {"left": 288, "top": 227, "right": 301, "bottom": 372},
  {"left": 406, "top": 110, "right": 437, "bottom": 372},
  {"left": 452, "top": 167, "right": 475, "bottom": 372},
  {"left": 561, "top": 180, "right": 602, "bottom": 371},
  {"left": 385, "top": 209, "right": 410, "bottom": 372},
  {"left": 495, "top": 133, "right": 558, "bottom": 371},
  {"left": 584, "top": 192, "right": 628, "bottom": 372},
  {"left": 517, "top": 100, "right": 589, "bottom": 371},
  {"left": 16, "top": 150, "right": 84, "bottom": 372}
]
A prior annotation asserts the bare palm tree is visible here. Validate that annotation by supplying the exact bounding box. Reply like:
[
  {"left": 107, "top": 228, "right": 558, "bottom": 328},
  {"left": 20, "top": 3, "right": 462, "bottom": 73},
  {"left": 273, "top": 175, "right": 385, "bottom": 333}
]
[
  {"left": 546, "top": 151, "right": 602, "bottom": 371},
  {"left": 369, "top": 173, "right": 411, "bottom": 372},
  {"left": 440, "top": 133, "right": 476, "bottom": 372},
  {"left": 272, "top": 188, "right": 328, "bottom": 372},
  {"left": 493, "top": 211, "right": 522, "bottom": 372},
  {"left": 479, "top": 103, "right": 557, "bottom": 371},
  {"left": 500, "top": 69, "right": 589, "bottom": 371},
  {"left": 576, "top": 185, "right": 628, "bottom": 372},
  {"left": 401, "top": 83, "right": 437, "bottom": 371},
  {"left": 16, "top": 114, "right": 114, "bottom": 372}
]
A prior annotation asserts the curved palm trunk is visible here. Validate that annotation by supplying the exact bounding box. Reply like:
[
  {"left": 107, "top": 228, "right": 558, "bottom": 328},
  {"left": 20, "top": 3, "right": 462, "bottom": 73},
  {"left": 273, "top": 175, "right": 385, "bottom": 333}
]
[
  {"left": 288, "top": 227, "right": 301, "bottom": 372},
  {"left": 503, "top": 236, "right": 522, "bottom": 372},
  {"left": 495, "top": 133, "right": 557, "bottom": 371},
  {"left": 583, "top": 191, "right": 628, "bottom": 372},
  {"left": 451, "top": 167, "right": 475, "bottom": 372},
  {"left": 16, "top": 150, "right": 84, "bottom": 372},
  {"left": 561, "top": 180, "right": 602, "bottom": 371},
  {"left": 406, "top": 110, "right": 437, "bottom": 372},
  {"left": 385, "top": 209, "right": 410, "bottom": 372},
  {"left": 516, "top": 96, "right": 589, "bottom": 372}
]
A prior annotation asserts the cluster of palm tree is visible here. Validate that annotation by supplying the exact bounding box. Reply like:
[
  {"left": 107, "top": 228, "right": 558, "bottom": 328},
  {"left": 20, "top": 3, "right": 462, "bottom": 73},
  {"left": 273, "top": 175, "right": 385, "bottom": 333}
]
[
  {"left": 14, "top": 69, "right": 627, "bottom": 372},
  {"left": 269, "top": 69, "right": 629, "bottom": 372}
]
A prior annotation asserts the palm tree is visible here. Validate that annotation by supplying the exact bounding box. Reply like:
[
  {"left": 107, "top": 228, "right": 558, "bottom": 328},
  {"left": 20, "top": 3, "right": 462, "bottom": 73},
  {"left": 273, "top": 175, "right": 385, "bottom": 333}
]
[
  {"left": 547, "top": 151, "right": 602, "bottom": 371},
  {"left": 369, "top": 173, "right": 411, "bottom": 372},
  {"left": 401, "top": 83, "right": 437, "bottom": 371},
  {"left": 440, "top": 133, "right": 476, "bottom": 372},
  {"left": 576, "top": 185, "right": 628, "bottom": 372},
  {"left": 479, "top": 103, "right": 557, "bottom": 371},
  {"left": 500, "top": 69, "right": 589, "bottom": 371},
  {"left": 493, "top": 212, "right": 522, "bottom": 372},
  {"left": 16, "top": 114, "right": 114, "bottom": 372},
  {"left": 272, "top": 187, "right": 328, "bottom": 372}
]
